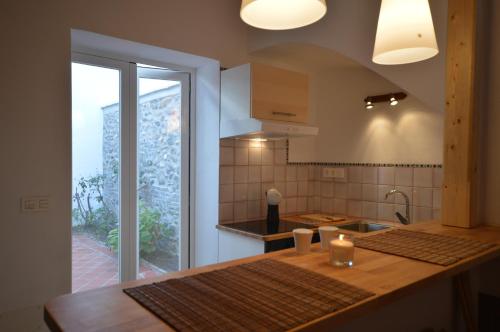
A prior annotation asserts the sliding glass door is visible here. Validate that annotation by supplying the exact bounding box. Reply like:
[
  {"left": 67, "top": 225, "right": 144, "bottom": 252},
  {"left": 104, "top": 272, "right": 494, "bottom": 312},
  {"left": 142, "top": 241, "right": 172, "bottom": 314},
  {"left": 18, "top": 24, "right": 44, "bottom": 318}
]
[
  {"left": 71, "top": 54, "right": 190, "bottom": 291},
  {"left": 135, "top": 66, "right": 190, "bottom": 278}
]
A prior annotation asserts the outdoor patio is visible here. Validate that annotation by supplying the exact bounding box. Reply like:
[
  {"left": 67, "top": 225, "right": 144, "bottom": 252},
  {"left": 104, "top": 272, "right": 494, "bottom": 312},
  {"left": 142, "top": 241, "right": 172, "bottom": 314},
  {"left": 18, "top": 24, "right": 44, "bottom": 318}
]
[{"left": 72, "top": 233, "right": 163, "bottom": 293}]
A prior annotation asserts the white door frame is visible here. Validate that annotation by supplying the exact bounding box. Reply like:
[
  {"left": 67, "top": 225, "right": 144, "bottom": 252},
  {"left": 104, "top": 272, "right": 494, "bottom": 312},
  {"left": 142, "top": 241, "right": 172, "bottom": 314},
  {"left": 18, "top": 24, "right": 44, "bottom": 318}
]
[
  {"left": 71, "top": 52, "right": 192, "bottom": 283},
  {"left": 136, "top": 66, "right": 191, "bottom": 271},
  {"left": 71, "top": 52, "right": 133, "bottom": 281}
]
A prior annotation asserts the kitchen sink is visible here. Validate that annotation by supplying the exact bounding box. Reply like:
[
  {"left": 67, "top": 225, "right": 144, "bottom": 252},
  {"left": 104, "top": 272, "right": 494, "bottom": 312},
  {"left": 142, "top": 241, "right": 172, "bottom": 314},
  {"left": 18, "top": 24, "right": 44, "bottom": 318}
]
[{"left": 337, "top": 221, "right": 390, "bottom": 233}]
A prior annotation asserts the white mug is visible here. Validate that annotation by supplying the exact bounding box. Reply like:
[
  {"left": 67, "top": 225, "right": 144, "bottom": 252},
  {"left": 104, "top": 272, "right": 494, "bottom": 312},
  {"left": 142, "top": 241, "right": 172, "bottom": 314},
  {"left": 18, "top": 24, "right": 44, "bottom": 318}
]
[
  {"left": 293, "top": 228, "right": 314, "bottom": 254},
  {"left": 318, "top": 226, "right": 339, "bottom": 250}
]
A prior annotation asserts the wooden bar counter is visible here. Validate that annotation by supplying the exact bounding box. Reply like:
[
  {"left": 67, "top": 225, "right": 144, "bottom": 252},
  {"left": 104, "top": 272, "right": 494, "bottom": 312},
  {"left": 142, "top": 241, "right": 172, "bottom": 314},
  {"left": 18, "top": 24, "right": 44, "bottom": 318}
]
[{"left": 44, "top": 221, "right": 500, "bottom": 331}]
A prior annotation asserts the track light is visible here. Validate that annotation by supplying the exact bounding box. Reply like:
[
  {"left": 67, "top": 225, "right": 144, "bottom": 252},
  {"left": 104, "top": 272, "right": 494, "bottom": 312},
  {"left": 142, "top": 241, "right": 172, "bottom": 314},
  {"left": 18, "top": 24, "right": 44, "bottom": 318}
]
[{"left": 364, "top": 92, "right": 406, "bottom": 110}]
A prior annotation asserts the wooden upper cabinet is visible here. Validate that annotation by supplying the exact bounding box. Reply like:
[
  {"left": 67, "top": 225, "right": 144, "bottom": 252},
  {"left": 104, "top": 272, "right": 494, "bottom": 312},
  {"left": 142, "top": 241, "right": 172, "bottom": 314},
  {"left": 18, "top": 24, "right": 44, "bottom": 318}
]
[
  {"left": 221, "top": 63, "right": 309, "bottom": 125},
  {"left": 251, "top": 63, "right": 309, "bottom": 123}
]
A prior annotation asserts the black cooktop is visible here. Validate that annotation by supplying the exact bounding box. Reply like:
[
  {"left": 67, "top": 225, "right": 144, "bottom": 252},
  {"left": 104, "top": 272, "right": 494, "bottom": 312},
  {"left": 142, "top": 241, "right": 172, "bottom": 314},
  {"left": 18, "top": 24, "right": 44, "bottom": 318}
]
[{"left": 224, "top": 220, "right": 314, "bottom": 236}]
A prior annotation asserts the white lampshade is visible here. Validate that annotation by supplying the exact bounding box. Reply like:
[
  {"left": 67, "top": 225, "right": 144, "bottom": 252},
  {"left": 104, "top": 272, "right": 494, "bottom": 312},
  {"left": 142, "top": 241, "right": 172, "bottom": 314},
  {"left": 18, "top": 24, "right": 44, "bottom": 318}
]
[
  {"left": 373, "top": 0, "right": 439, "bottom": 65},
  {"left": 240, "top": 0, "right": 327, "bottom": 30}
]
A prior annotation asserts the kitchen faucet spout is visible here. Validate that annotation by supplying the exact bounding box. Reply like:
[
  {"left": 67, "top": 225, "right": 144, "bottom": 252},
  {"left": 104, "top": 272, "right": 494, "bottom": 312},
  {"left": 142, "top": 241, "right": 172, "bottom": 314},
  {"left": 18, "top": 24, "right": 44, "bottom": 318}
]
[{"left": 385, "top": 189, "right": 411, "bottom": 225}]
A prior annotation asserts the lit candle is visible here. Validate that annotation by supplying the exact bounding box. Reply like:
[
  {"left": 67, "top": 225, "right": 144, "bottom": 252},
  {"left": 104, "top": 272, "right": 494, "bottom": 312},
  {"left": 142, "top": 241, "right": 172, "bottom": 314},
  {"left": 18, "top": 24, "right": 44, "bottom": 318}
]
[{"left": 329, "top": 234, "right": 354, "bottom": 267}]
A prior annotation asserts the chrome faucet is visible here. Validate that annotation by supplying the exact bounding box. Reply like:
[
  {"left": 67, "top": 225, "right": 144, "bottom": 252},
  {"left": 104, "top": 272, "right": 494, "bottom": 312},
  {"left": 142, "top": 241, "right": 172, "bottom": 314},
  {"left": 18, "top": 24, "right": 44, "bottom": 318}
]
[{"left": 385, "top": 189, "right": 411, "bottom": 225}]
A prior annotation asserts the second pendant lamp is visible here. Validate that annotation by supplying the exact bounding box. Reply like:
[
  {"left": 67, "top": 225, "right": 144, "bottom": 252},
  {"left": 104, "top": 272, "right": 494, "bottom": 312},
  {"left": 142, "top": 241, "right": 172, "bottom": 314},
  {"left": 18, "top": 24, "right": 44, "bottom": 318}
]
[{"left": 373, "top": 0, "right": 439, "bottom": 65}]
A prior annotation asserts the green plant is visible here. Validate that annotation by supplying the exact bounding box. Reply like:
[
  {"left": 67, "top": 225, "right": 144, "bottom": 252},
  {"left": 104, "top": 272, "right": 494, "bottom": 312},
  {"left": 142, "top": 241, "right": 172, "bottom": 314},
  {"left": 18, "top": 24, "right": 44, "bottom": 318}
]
[
  {"left": 106, "top": 201, "right": 172, "bottom": 255},
  {"left": 106, "top": 228, "right": 119, "bottom": 253},
  {"left": 72, "top": 174, "right": 118, "bottom": 241}
]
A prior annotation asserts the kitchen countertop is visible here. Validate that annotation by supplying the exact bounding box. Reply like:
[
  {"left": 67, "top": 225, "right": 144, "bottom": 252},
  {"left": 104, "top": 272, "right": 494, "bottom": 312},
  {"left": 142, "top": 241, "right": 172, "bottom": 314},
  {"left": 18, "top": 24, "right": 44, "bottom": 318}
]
[
  {"left": 216, "top": 215, "right": 399, "bottom": 241},
  {"left": 45, "top": 221, "right": 500, "bottom": 332}
]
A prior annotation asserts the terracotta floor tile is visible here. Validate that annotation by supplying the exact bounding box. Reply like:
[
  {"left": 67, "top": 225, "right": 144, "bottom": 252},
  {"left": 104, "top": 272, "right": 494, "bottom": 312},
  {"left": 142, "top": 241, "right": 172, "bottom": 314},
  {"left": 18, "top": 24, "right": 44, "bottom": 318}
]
[{"left": 72, "top": 233, "right": 159, "bottom": 293}]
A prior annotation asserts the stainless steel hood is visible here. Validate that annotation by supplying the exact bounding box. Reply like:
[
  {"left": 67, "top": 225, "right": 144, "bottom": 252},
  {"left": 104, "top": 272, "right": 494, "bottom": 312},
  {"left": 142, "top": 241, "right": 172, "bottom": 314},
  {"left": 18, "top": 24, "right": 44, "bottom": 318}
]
[{"left": 220, "top": 118, "right": 319, "bottom": 140}]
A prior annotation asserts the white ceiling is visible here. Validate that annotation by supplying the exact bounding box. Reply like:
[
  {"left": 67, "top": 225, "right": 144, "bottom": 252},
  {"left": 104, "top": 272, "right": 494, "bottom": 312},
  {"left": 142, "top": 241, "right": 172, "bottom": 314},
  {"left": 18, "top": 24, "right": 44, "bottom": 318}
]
[{"left": 249, "top": 42, "right": 362, "bottom": 73}]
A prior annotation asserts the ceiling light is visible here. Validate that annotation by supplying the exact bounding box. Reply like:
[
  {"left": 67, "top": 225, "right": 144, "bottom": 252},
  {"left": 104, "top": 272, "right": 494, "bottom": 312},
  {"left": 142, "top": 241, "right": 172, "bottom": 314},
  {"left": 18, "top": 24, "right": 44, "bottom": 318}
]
[
  {"left": 364, "top": 92, "right": 406, "bottom": 110},
  {"left": 372, "top": 0, "right": 439, "bottom": 65},
  {"left": 240, "top": 0, "right": 327, "bottom": 30}
]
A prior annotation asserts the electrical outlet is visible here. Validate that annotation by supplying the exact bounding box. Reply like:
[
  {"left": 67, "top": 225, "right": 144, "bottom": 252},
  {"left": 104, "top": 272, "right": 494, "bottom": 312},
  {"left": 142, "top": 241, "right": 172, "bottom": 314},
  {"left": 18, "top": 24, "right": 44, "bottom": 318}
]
[
  {"left": 21, "top": 196, "right": 50, "bottom": 212},
  {"left": 333, "top": 168, "right": 346, "bottom": 179},
  {"left": 322, "top": 168, "right": 334, "bottom": 178},
  {"left": 322, "top": 168, "right": 346, "bottom": 179}
]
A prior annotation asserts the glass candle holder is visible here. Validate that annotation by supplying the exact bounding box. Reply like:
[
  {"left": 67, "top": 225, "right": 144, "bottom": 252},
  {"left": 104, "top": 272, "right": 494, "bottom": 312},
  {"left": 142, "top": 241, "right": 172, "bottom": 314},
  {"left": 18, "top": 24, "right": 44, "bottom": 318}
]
[{"left": 329, "top": 234, "right": 354, "bottom": 267}]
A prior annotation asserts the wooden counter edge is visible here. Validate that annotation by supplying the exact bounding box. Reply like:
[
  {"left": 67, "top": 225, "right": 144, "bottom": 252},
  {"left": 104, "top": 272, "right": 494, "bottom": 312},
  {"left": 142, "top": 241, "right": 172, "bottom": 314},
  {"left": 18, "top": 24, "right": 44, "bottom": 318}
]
[
  {"left": 44, "top": 222, "right": 500, "bottom": 332},
  {"left": 291, "top": 244, "right": 500, "bottom": 331}
]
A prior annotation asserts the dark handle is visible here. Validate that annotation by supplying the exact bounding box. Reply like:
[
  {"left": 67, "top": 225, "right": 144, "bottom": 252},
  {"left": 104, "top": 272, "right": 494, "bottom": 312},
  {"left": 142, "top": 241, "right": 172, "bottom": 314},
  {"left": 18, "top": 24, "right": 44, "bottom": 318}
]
[{"left": 272, "top": 111, "right": 296, "bottom": 117}]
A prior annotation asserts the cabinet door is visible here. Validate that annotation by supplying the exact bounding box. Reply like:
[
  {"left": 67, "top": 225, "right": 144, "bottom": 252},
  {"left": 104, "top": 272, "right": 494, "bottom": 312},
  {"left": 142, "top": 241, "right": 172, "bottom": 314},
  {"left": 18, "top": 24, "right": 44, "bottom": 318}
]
[{"left": 251, "top": 63, "right": 309, "bottom": 123}]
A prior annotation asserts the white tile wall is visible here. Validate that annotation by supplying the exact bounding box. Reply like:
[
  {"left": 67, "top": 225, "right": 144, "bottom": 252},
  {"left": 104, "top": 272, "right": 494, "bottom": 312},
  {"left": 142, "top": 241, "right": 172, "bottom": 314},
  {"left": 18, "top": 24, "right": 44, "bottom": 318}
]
[
  {"left": 378, "top": 167, "right": 395, "bottom": 185},
  {"left": 362, "top": 167, "right": 378, "bottom": 184},
  {"left": 261, "top": 148, "right": 274, "bottom": 165},
  {"left": 234, "top": 147, "right": 248, "bottom": 165},
  {"left": 219, "top": 139, "right": 443, "bottom": 224},
  {"left": 362, "top": 184, "right": 378, "bottom": 202},
  {"left": 348, "top": 167, "right": 363, "bottom": 183},
  {"left": 248, "top": 166, "right": 261, "bottom": 183},
  {"left": 234, "top": 166, "right": 248, "bottom": 183},
  {"left": 333, "top": 199, "right": 347, "bottom": 214},
  {"left": 234, "top": 183, "right": 247, "bottom": 201},
  {"left": 219, "top": 184, "right": 233, "bottom": 203},
  {"left": 286, "top": 165, "right": 297, "bottom": 181},
  {"left": 347, "top": 183, "right": 362, "bottom": 200},
  {"left": 220, "top": 147, "right": 234, "bottom": 165},
  {"left": 395, "top": 167, "right": 413, "bottom": 186},
  {"left": 248, "top": 147, "right": 261, "bottom": 165},
  {"left": 362, "top": 201, "right": 378, "bottom": 219},
  {"left": 413, "top": 168, "right": 433, "bottom": 187},
  {"left": 274, "top": 149, "right": 287, "bottom": 165},
  {"left": 220, "top": 166, "right": 234, "bottom": 185}
]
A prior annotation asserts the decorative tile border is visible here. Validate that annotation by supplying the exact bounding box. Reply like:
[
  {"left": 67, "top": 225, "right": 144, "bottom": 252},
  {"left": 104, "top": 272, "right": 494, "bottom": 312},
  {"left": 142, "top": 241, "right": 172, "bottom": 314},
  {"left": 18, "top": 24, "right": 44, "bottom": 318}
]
[
  {"left": 286, "top": 162, "right": 442, "bottom": 168},
  {"left": 285, "top": 140, "right": 442, "bottom": 168}
]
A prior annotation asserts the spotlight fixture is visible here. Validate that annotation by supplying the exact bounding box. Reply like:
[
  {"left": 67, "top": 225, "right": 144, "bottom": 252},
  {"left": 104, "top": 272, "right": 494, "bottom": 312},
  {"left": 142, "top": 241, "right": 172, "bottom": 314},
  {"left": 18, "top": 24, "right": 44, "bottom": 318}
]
[
  {"left": 364, "top": 92, "right": 407, "bottom": 110},
  {"left": 240, "top": 0, "right": 327, "bottom": 30},
  {"left": 365, "top": 99, "right": 374, "bottom": 110}
]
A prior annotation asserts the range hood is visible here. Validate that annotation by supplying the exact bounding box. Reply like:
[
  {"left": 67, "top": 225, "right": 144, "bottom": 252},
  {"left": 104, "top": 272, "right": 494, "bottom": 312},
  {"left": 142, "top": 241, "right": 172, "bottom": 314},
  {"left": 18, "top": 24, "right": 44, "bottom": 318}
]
[
  {"left": 221, "top": 118, "right": 319, "bottom": 140},
  {"left": 220, "top": 63, "right": 319, "bottom": 140}
]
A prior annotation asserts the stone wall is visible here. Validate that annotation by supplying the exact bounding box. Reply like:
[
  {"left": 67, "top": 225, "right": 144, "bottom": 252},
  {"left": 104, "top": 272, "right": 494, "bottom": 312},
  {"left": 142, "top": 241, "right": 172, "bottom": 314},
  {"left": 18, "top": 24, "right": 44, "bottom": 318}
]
[{"left": 102, "top": 86, "right": 182, "bottom": 253}]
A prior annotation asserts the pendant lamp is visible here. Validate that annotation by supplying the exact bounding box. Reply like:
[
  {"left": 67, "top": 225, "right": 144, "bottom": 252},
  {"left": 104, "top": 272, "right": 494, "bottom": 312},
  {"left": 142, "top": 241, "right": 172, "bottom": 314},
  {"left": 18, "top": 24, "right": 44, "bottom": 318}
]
[
  {"left": 373, "top": 0, "right": 439, "bottom": 65},
  {"left": 240, "top": 0, "right": 327, "bottom": 30}
]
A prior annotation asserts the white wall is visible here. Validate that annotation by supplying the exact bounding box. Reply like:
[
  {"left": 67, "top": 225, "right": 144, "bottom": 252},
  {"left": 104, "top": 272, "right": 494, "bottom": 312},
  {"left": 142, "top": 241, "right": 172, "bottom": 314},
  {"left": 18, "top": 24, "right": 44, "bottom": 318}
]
[
  {"left": 0, "top": 1, "right": 247, "bottom": 330},
  {"left": 289, "top": 67, "right": 443, "bottom": 164},
  {"left": 247, "top": 0, "right": 448, "bottom": 112}
]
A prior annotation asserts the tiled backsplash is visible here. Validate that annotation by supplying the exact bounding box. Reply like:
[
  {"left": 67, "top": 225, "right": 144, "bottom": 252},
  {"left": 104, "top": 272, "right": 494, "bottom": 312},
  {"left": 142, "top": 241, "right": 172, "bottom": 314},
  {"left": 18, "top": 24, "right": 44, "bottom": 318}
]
[{"left": 219, "top": 139, "right": 442, "bottom": 224}]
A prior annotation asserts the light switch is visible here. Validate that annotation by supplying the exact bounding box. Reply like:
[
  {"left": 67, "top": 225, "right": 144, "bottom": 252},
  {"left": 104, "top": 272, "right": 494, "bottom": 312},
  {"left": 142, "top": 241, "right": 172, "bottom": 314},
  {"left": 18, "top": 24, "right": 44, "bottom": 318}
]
[{"left": 21, "top": 196, "right": 50, "bottom": 212}]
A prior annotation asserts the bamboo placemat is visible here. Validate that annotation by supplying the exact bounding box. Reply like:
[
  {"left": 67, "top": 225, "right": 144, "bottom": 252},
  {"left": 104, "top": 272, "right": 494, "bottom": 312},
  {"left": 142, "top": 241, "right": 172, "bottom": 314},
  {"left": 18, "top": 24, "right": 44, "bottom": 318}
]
[
  {"left": 124, "top": 259, "right": 374, "bottom": 332},
  {"left": 354, "top": 229, "right": 497, "bottom": 266}
]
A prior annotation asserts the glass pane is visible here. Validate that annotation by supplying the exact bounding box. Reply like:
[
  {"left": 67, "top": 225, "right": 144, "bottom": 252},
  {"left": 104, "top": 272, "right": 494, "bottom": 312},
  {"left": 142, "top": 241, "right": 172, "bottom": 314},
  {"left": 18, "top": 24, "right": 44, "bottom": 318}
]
[
  {"left": 71, "top": 62, "right": 121, "bottom": 292},
  {"left": 137, "top": 74, "right": 182, "bottom": 278}
]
